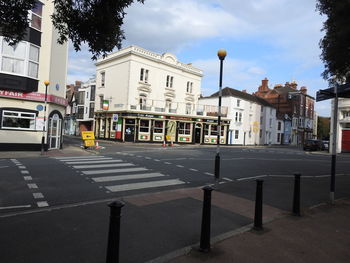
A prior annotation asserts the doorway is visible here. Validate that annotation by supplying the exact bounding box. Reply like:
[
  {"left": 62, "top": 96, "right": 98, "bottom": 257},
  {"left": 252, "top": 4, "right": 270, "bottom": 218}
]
[
  {"left": 195, "top": 124, "right": 202, "bottom": 144},
  {"left": 125, "top": 119, "right": 136, "bottom": 142},
  {"left": 48, "top": 113, "right": 62, "bottom": 149}
]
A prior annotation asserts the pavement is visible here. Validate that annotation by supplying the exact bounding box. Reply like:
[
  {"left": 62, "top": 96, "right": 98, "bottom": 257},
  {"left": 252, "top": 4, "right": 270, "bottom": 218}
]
[{"left": 167, "top": 198, "right": 350, "bottom": 263}]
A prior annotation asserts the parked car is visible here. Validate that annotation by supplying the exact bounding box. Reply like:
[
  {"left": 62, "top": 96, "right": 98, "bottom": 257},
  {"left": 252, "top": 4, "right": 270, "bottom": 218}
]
[
  {"left": 322, "top": 140, "right": 329, "bottom": 151},
  {"left": 303, "top": 139, "right": 323, "bottom": 151}
]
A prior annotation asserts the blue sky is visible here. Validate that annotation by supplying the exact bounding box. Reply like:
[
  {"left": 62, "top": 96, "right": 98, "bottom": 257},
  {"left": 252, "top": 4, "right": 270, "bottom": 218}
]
[{"left": 67, "top": 0, "right": 332, "bottom": 117}]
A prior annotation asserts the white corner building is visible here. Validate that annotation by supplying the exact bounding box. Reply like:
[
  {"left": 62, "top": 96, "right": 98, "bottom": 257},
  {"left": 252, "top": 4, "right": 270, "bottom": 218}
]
[
  {"left": 0, "top": 0, "right": 68, "bottom": 150},
  {"left": 94, "top": 46, "right": 230, "bottom": 144}
]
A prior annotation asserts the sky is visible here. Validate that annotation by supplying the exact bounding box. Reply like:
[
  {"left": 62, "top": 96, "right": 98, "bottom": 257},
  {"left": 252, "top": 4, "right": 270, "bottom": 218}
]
[{"left": 67, "top": 0, "right": 332, "bottom": 117}]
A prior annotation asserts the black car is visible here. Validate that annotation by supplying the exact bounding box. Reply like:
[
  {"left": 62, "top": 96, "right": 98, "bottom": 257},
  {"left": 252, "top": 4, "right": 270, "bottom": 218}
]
[{"left": 303, "top": 139, "right": 323, "bottom": 151}]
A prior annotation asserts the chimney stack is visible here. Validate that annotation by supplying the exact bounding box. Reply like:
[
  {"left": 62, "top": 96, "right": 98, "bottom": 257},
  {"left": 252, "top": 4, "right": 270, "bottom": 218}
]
[
  {"left": 261, "top": 78, "right": 268, "bottom": 91},
  {"left": 300, "top": 86, "right": 307, "bottom": 94}
]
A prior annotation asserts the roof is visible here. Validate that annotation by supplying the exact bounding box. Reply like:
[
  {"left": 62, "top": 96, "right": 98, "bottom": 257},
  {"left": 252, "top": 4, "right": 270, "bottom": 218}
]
[{"left": 205, "top": 87, "right": 275, "bottom": 108}]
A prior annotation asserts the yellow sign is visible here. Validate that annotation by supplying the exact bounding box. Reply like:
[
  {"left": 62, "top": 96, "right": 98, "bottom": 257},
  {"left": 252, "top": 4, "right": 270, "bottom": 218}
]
[
  {"left": 166, "top": 121, "right": 176, "bottom": 141},
  {"left": 82, "top": 131, "right": 95, "bottom": 140},
  {"left": 84, "top": 139, "right": 95, "bottom": 147}
]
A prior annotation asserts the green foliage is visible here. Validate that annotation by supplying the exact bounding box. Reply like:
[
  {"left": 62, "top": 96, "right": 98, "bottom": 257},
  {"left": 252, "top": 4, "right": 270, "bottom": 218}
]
[
  {"left": 317, "top": 0, "right": 350, "bottom": 84},
  {"left": 0, "top": 0, "right": 144, "bottom": 59},
  {"left": 0, "top": 0, "right": 36, "bottom": 44}
]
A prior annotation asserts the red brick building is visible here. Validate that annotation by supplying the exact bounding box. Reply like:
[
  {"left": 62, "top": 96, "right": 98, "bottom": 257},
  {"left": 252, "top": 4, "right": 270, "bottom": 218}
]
[{"left": 254, "top": 78, "right": 315, "bottom": 145}]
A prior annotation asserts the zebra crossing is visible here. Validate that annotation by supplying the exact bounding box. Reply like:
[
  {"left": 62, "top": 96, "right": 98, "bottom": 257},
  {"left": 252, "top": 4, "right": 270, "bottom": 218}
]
[{"left": 52, "top": 155, "right": 186, "bottom": 193}]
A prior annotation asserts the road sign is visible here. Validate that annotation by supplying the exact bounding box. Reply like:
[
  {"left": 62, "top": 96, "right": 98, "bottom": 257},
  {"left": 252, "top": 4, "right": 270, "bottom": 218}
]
[
  {"left": 112, "top": 114, "right": 118, "bottom": 121},
  {"left": 316, "top": 83, "right": 350, "bottom": 102},
  {"left": 81, "top": 131, "right": 95, "bottom": 140}
]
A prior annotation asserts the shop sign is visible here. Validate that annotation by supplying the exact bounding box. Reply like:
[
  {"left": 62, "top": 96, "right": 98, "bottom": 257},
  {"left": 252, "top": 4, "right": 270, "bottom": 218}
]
[
  {"left": 166, "top": 120, "right": 176, "bottom": 141},
  {"left": 112, "top": 114, "right": 118, "bottom": 121},
  {"left": 179, "top": 137, "right": 190, "bottom": 142},
  {"left": 140, "top": 135, "right": 148, "bottom": 139},
  {"left": 0, "top": 89, "right": 68, "bottom": 106},
  {"left": 169, "top": 116, "right": 192, "bottom": 121}
]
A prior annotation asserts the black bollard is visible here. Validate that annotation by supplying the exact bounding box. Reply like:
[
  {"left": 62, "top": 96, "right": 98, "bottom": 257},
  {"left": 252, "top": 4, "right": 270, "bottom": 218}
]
[
  {"left": 254, "top": 179, "right": 264, "bottom": 231},
  {"left": 199, "top": 185, "right": 214, "bottom": 252},
  {"left": 106, "top": 201, "right": 125, "bottom": 263},
  {"left": 293, "top": 173, "right": 301, "bottom": 216}
]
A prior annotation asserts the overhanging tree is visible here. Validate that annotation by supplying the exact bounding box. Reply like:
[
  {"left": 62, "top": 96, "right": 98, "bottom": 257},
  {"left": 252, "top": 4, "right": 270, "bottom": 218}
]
[
  {"left": 0, "top": 0, "right": 144, "bottom": 59},
  {"left": 316, "top": 0, "right": 350, "bottom": 84}
]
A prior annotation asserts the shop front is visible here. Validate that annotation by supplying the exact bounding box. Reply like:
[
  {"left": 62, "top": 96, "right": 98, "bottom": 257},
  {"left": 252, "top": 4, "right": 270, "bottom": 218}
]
[{"left": 94, "top": 112, "right": 229, "bottom": 145}]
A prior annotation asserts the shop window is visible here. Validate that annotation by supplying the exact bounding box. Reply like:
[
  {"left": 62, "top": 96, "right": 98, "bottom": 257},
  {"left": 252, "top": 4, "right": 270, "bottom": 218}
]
[
  {"left": 204, "top": 124, "right": 210, "bottom": 135},
  {"left": 178, "top": 122, "right": 191, "bottom": 135},
  {"left": 139, "top": 119, "right": 150, "bottom": 133},
  {"left": 153, "top": 120, "right": 164, "bottom": 134},
  {"left": 1, "top": 110, "right": 36, "bottom": 130}
]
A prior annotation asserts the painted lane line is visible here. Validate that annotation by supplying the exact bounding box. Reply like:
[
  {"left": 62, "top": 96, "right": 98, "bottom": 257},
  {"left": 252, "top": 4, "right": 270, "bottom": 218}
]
[
  {"left": 176, "top": 165, "right": 184, "bottom": 168},
  {"left": 164, "top": 162, "right": 172, "bottom": 165},
  {"left": 23, "top": 176, "right": 33, "bottom": 181},
  {"left": 33, "top": 193, "right": 44, "bottom": 199},
  {"left": 128, "top": 154, "right": 135, "bottom": 156},
  {"left": 82, "top": 167, "right": 148, "bottom": 175},
  {"left": 21, "top": 170, "right": 29, "bottom": 174},
  {"left": 72, "top": 163, "right": 135, "bottom": 169},
  {"left": 37, "top": 201, "right": 49, "bottom": 208},
  {"left": 105, "top": 179, "right": 185, "bottom": 192},
  {"left": 18, "top": 166, "right": 26, "bottom": 169},
  {"left": 27, "top": 183, "right": 38, "bottom": 189},
  {"left": 53, "top": 156, "right": 105, "bottom": 160},
  {"left": 154, "top": 159, "right": 160, "bottom": 162},
  {"left": 189, "top": 168, "right": 198, "bottom": 172},
  {"left": 66, "top": 159, "right": 123, "bottom": 165},
  {"left": 92, "top": 173, "right": 165, "bottom": 183},
  {"left": 223, "top": 177, "right": 233, "bottom": 182},
  {"left": 145, "top": 157, "right": 151, "bottom": 160},
  {"left": 236, "top": 175, "right": 267, "bottom": 181},
  {"left": 0, "top": 205, "right": 31, "bottom": 210},
  {"left": 59, "top": 157, "right": 113, "bottom": 162},
  {"left": 0, "top": 166, "right": 9, "bottom": 169},
  {"left": 205, "top": 172, "right": 214, "bottom": 176}
]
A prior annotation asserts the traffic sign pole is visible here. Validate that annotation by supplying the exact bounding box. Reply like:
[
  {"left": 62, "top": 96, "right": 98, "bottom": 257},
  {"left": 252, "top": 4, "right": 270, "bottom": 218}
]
[{"left": 330, "top": 85, "right": 338, "bottom": 204}]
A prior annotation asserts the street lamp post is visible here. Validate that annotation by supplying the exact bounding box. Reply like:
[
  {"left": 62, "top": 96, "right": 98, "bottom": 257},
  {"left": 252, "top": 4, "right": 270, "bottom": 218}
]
[
  {"left": 214, "top": 49, "right": 227, "bottom": 180},
  {"left": 41, "top": 80, "right": 50, "bottom": 155}
]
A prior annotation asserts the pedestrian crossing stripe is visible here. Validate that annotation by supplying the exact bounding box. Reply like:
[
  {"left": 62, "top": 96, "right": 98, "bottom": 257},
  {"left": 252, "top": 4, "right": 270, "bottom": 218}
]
[
  {"left": 105, "top": 179, "right": 185, "bottom": 192},
  {"left": 92, "top": 172, "right": 165, "bottom": 183},
  {"left": 82, "top": 167, "right": 148, "bottom": 175},
  {"left": 72, "top": 163, "right": 135, "bottom": 169},
  {"left": 65, "top": 160, "right": 123, "bottom": 165},
  {"left": 53, "top": 156, "right": 106, "bottom": 160},
  {"left": 58, "top": 157, "right": 113, "bottom": 162}
]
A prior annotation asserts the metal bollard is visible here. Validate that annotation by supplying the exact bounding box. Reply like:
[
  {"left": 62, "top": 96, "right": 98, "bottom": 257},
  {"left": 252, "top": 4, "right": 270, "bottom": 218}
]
[
  {"left": 293, "top": 173, "right": 301, "bottom": 216},
  {"left": 254, "top": 179, "right": 264, "bottom": 231},
  {"left": 106, "top": 201, "right": 125, "bottom": 263},
  {"left": 199, "top": 185, "right": 214, "bottom": 252}
]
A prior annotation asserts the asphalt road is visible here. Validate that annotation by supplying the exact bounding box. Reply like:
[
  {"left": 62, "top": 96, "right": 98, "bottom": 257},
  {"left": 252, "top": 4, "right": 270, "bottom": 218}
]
[{"left": 0, "top": 138, "right": 349, "bottom": 263}]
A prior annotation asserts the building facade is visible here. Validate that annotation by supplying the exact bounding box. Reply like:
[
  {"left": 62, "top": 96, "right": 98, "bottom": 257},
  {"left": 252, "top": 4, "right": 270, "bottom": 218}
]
[
  {"left": 94, "top": 46, "right": 229, "bottom": 144},
  {"left": 0, "top": 0, "right": 68, "bottom": 150},
  {"left": 254, "top": 78, "right": 315, "bottom": 146},
  {"left": 331, "top": 98, "right": 350, "bottom": 153}
]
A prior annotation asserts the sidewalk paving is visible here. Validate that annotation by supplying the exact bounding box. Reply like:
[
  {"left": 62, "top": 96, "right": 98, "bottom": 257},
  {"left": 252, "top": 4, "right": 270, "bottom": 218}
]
[{"left": 168, "top": 198, "right": 350, "bottom": 263}]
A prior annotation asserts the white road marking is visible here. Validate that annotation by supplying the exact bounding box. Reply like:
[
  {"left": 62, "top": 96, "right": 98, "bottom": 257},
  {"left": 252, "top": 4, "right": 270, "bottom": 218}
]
[
  {"left": 27, "top": 183, "right": 38, "bottom": 189},
  {"left": 106, "top": 179, "right": 185, "bottom": 192},
  {"left": 189, "top": 168, "right": 198, "bottom": 172},
  {"left": 154, "top": 159, "right": 160, "bottom": 162},
  {"left": 236, "top": 175, "right": 267, "bottom": 181},
  {"left": 176, "top": 165, "right": 184, "bottom": 168},
  {"left": 23, "top": 176, "right": 33, "bottom": 181},
  {"left": 21, "top": 170, "right": 29, "bottom": 174},
  {"left": 18, "top": 166, "right": 26, "bottom": 169},
  {"left": 164, "top": 162, "right": 172, "bottom": 165},
  {"left": 82, "top": 167, "right": 148, "bottom": 175},
  {"left": 33, "top": 193, "right": 44, "bottom": 199},
  {"left": 60, "top": 157, "right": 113, "bottom": 162},
  {"left": 53, "top": 156, "right": 105, "bottom": 160},
  {"left": 223, "top": 177, "right": 233, "bottom": 182},
  {"left": 72, "top": 163, "right": 135, "bottom": 169},
  {"left": 205, "top": 172, "right": 214, "bottom": 176},
  {"left": 145, "top": 157, "right": 151, "bottom": 160},
  {"left": 66, "top": 160, "right": 123, "bottom": 165},
  {"left": 0, "top": 166, "right": 9, "bottom": 168},
  {"left": 0, "top": 205, "right": 31, "bottom": 210},
  {"left": 37, "top": 201, "right": 49, "bottom": 207},
  {"left": 92, "top": 173, "right": 165, "bottom": 182}
]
